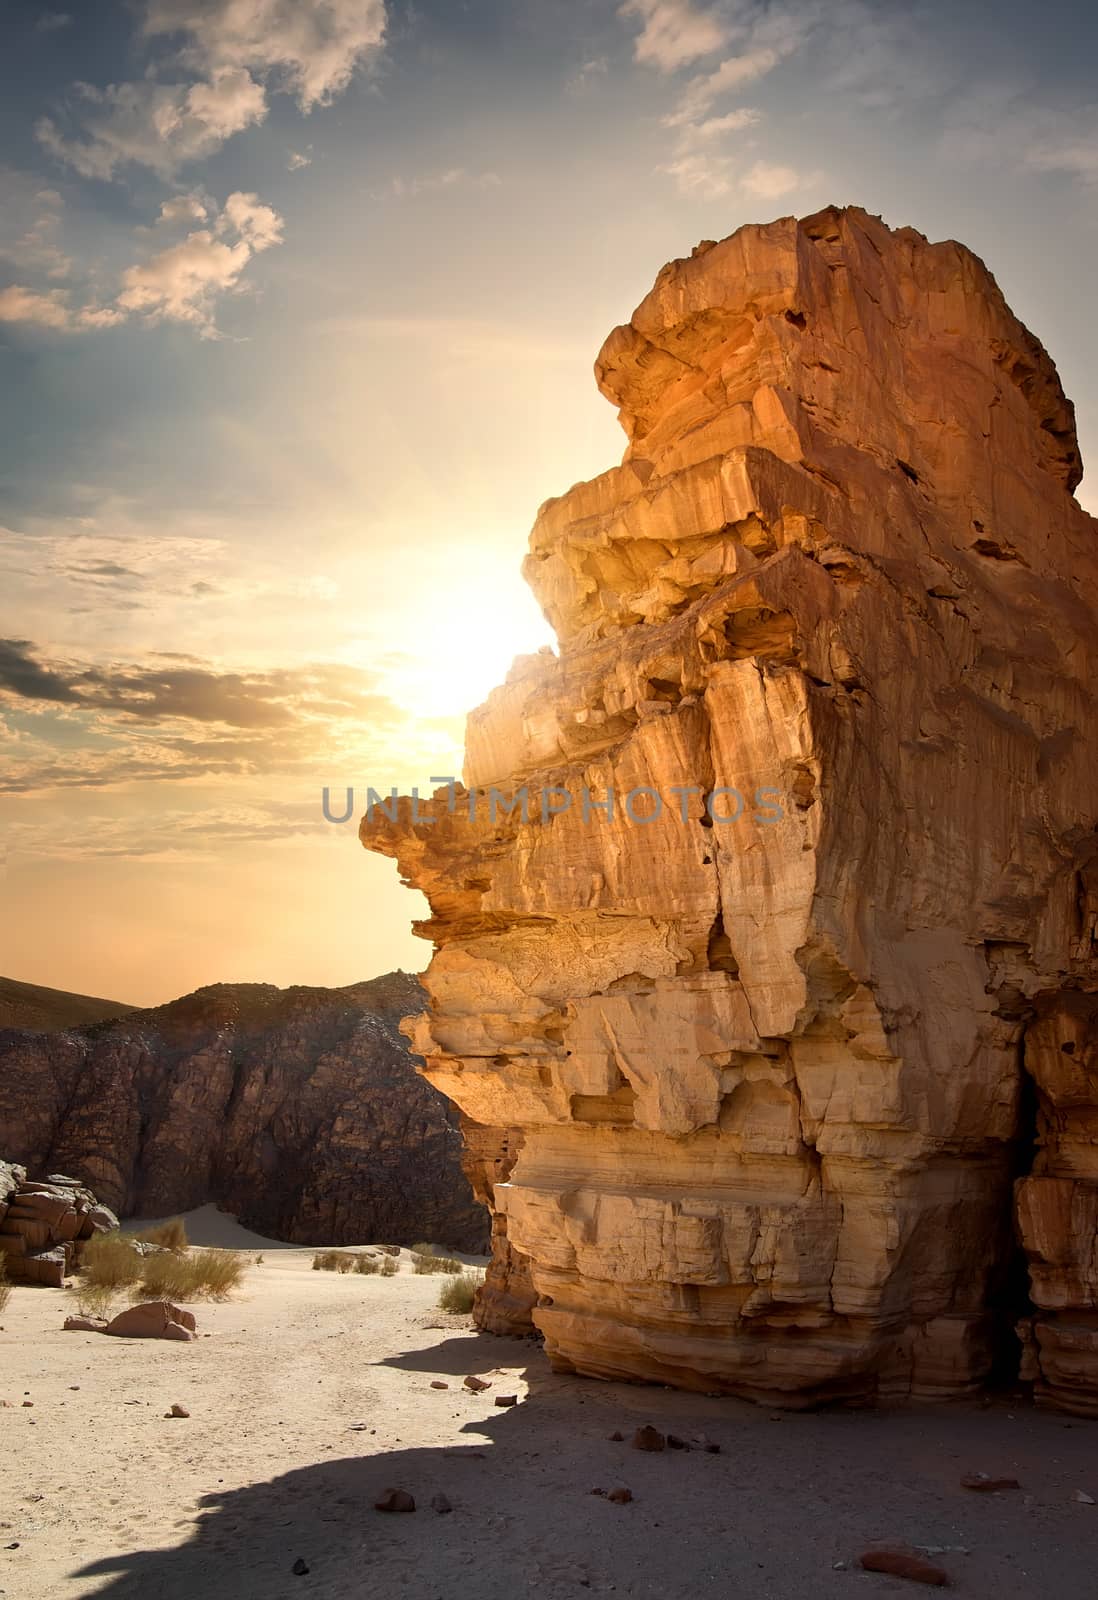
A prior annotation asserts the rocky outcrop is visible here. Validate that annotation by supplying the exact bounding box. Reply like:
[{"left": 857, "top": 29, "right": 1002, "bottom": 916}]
[
  {"left": 0, "top": 972, "right": 487, "bottom": 1252},
  {"left": 0, "top": 1164, "right": 118, "bottom": 1286},
  {"left": 362, "top": 207, "right": 1098, "bottom": 1408}
]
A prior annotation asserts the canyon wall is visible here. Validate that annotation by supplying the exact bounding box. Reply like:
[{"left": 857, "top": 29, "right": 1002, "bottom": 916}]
[
  {"left": 362, "top": 206, "right": 1098, "bottom": 1409},
  {"left": 0, "top": 970, "right": 487, "bottom": 1253}
]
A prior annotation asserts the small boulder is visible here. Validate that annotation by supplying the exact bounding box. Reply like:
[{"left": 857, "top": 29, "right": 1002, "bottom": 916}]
[
  {"left": 462, "top": 1375, "right": 490, "bottom": 1393},
  {"left": 859, "top": 1549, "right": 950, "bottom": 1586},
  {"left": 607, "top": 1487, "right": 633, "bottom": 1504},
  {"left": 631, "top": 1425, "right": 666, "bottom": 1453},
  {"left": 106, "top": 1301, "right": 197, "bottom": 1341},
  {"left": 494, "top": 1394, "right": 518, "bottom": 1407},
  {"left": 430, "top": 1380, "right": 449, "bottom": 1390},
  {"left": 961, "top": 1474, "right": 1021, "bottom": 1492},
  {"left": 63, "top": 1316, "right": 108, "bottom": 1333},
  {"left": 166, "top": 1403, "right": 190, "bottom": 1418},
  {"left": 375, "top": 1489, "right": 416, "bottom": 1513}
]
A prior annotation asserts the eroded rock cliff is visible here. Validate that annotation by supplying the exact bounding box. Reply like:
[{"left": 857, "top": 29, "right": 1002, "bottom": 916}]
[
  {"left": 0, "top": 971, "right": 487, "bottom": 1252},
  {"left": 362, "top": 207, "right": 1098, "bottom": 1409}
]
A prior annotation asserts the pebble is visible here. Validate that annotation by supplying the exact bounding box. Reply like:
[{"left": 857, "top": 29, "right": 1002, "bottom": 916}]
[
  {"left": 631, "top": 1425, "right": 666, "bottom": 1453},
  {"left": 961, "top": 1473, "right": 1020, "bottom": 1491},
  {"left": 431, "top": 1494, "right": 453, "bottom": 1514},
  {"left": 291, "top": 1557, "right": 310, "bottom": 1575},
  {"left": 166, "top": 1404, "right": 190, "bottom": 1419},
  {"left": 430, "top": 1380, "right": 449, "bottom": 1390},
  {"left": 1072, "top": 1490, "right": 1095, "bottom": 1505},
  {"left": 463, "top": 1375, "right": 490, "bottom": 1393},
  {"left": 494, "top": 1395, "right": 518, "bottom": 1407}
]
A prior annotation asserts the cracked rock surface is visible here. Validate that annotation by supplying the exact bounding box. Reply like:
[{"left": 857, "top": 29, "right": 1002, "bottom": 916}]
[{"left": 362, "top": 207, "right": 1098, "bottom": 1409}]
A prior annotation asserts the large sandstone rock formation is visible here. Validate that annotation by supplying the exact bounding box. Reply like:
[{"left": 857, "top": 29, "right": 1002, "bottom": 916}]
[
  {"left": 0, "top": 1163, "right": 118, "bottom": 1286},
  {"left": 362, "top": 207, "right": 1098, "bottom": 1410},
  {"left": 0, "top": 971, "right": 486, "bottom": 1252}
]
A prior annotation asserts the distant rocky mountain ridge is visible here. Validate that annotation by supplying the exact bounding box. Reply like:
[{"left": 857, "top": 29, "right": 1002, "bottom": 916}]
[
  {"left": 0, "top": 969, "right": 487, "bottom": 1252},
  {"left": 0, "top": 975, "right": 135, "bottom": 1031}
]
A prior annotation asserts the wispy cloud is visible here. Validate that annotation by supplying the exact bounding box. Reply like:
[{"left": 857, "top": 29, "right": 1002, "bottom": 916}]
[
  {"left": 619, "top": 0, "right": 730, "bottom": 73},
  {"left": 386, "top": 168, "right": 502, "bottom": 199},
  {"left": 741, "top": 159, "right": 802, "bottom": 197}
]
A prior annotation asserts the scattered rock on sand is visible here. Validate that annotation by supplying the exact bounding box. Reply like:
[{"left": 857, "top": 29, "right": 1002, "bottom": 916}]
[
  {"left": 165, "top": 1403, "right": 190, "bottom": 1418},
  {"left": 291, "top": 1557, "right": 309, "bottom": 1575},
  {"left": 631, "top": 1425, "right": 666, "bottom": 1452},
  {"left": 607, "top": 1487, "right": 633, "bottom": 1504},
  {"left": 106, "top": 1301, "right": 197, "bottom": 1342},
  {"left": 859, "top": 1549, "right": 950, "bottom": 1585},
  {"left": 1072, "top": 1490, "right": 1095, "bottom": 1505},
  {"left": 430, "top": 1380, "right": 448, "bottom": 1390},
  {"left": 63, "top": 1316, "right": 108, "bottom": 1333},
  {"left": 463, "top": 1375, "right": 490, "bottom": 1393},
  {"left": 375, "top": 1489, "right": 416, "bottom": 1513},
  {"left": 494, "top": 1394, "right": 518, "bottom": 1407},
  {"left": 962, "top": 1474, "right": 1021, "bottom": 1491},
  {"left": 430, "top": 1494, "right": 452, "bottom": 1514}
]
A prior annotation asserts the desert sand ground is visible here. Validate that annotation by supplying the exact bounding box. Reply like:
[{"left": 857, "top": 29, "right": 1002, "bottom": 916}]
[{"left": 1, "top": 1207, "right": 1096, "bottom": 1600}]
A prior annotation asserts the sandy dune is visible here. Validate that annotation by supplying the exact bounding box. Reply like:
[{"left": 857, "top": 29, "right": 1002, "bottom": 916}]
[{"left": 1, "top": 1214, "right": 1096, "bottom": 1599}]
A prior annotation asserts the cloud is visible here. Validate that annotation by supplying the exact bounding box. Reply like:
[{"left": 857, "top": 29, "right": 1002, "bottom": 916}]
[
  {"left": 619, "top": 0, "right": 729, "bottom": 72},
  {"left": 36, "top": 68, "right": 268, "bottom": 180},
  {"left": 117, "top": 190, "right": 283, "bottom": 336},
  {"left": 0, "top": 637, "right": 413, "bottom": 798},
  {"left": 943, "top": 93, "right": 1098, "bottom": 190},
  {"left": 0, "top": 183, "right": 72, "bottom": 280},
  {"left": 742, "top": 159, "right": 801, "bottom": 197},
  {"left": 565, "top": 58, "right": 609, "bottom": 96},
  {"left": 36, "top": 1, "right": 386, "bottom": 181},
  {"left": 36, "top": 10, "right": 71, "bottom": 30},
  {"left": 142, "top": 0, "right": 388, "bottom": 111},
  {"left": 0, "top": 639, "right": 80, "bottom": 703},
  {"left": 157, "top": 192, "right": 209, "bottom": 224},
  {"left": 664, "top": 44, "right": 789, "bottom": 126},
  {"left": 387, "top": 168, "right": 502, "bottom": 199},
  {"left": 670, "top": 106, "right": 760, "bottom": 146},
  {"left": 0, "top": 284, "right": 123, "bottom": 332},
  {"left": 287, "top": 149, "right": 312, "bottom": 171}
]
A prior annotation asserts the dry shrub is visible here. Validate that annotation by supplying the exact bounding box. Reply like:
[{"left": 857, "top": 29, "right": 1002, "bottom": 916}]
[
  {"left": 438, "top": 1272, "right": 480, "bottom": 1314},
  {"left": 355, "top": 1255, "right": 380, "bottom": 1275},
  {"left": 379, "top": 1255, "right": 398, "bottom": 1277},
  {"left": 129, "top": 1216, "right": 189, "bottom": 1253},
  {"left": 411, "top": 1244, "right": 463, "bottom": 1275},
  {"left": 72, "top": 1281, "right": 119, "bottom": 1320},
  {"left": 136, "top": 1247, "right": 243, "bottom": 1302},
  {"left": 255, "top": 1253, "right": 264, "bottom": 1265},
  {"left": 0, "top": 1253, "right": 10, "bottom": 1315},
  {"left": 82, "top": 1232, "right": 143, "bottom": 1290},
  {"left": 312, "top": 1250, "right": 356, "bottom": 1273}
]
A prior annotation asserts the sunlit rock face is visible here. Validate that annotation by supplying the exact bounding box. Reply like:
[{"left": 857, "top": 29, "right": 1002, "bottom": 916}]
[{"left": 363, "top": 206, "right": 1098, "bottom": 1409}]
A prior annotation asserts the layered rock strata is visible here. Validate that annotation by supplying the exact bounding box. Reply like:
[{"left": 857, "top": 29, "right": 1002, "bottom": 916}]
[
  {"left": 0, "top": 1163, "right": 118, "bottom": 1286},
  {"left": 0, "top": 972, "right": 486, "bottom": 1252},
  {"left": 362, "top": 207, "right": 1098, "bottom": 1408}
]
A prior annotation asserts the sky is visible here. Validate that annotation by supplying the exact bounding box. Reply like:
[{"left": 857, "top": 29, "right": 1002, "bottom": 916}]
[{"left": 1, "top": 0, "right": 1096, "bottom": 1005}]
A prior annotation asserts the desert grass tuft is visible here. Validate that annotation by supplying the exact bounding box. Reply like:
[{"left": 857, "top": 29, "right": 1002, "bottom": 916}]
[
  {"left": 312, "top": 1250, "right": 357, "bottom": 1273},
  {"left": 128, "top": 1216, "right": 189, "bottom": 1253},
  {"left": 135, "top": 1247, "right": 244, "bottom": 1302},
  {"left": 379, "top": 1254, "right": 398, "bottom": 1277},
  {"left": 354, "top": 1254, "right": 380, "bottom": 1274},
  {"left": 81, "top": 1232, "right": 143, "bottom": 1289},
  {"left": 72, "top": 1281, "right": 120, "bottom": 1320},
  {"left": 411, "top": 1243, "right": 463, "bottom": 1275},
  {"left": 437, "top": 1271, "right": 481, "bottom": 1314}
]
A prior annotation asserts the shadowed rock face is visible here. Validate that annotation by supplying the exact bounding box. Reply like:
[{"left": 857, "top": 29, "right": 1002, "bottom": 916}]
[
  {"left": 0, "top": 970, "right": 487, "bottom": 1253},
  {"left": 362, "top": 206, "right": 1098, "bottom": 1409}
]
